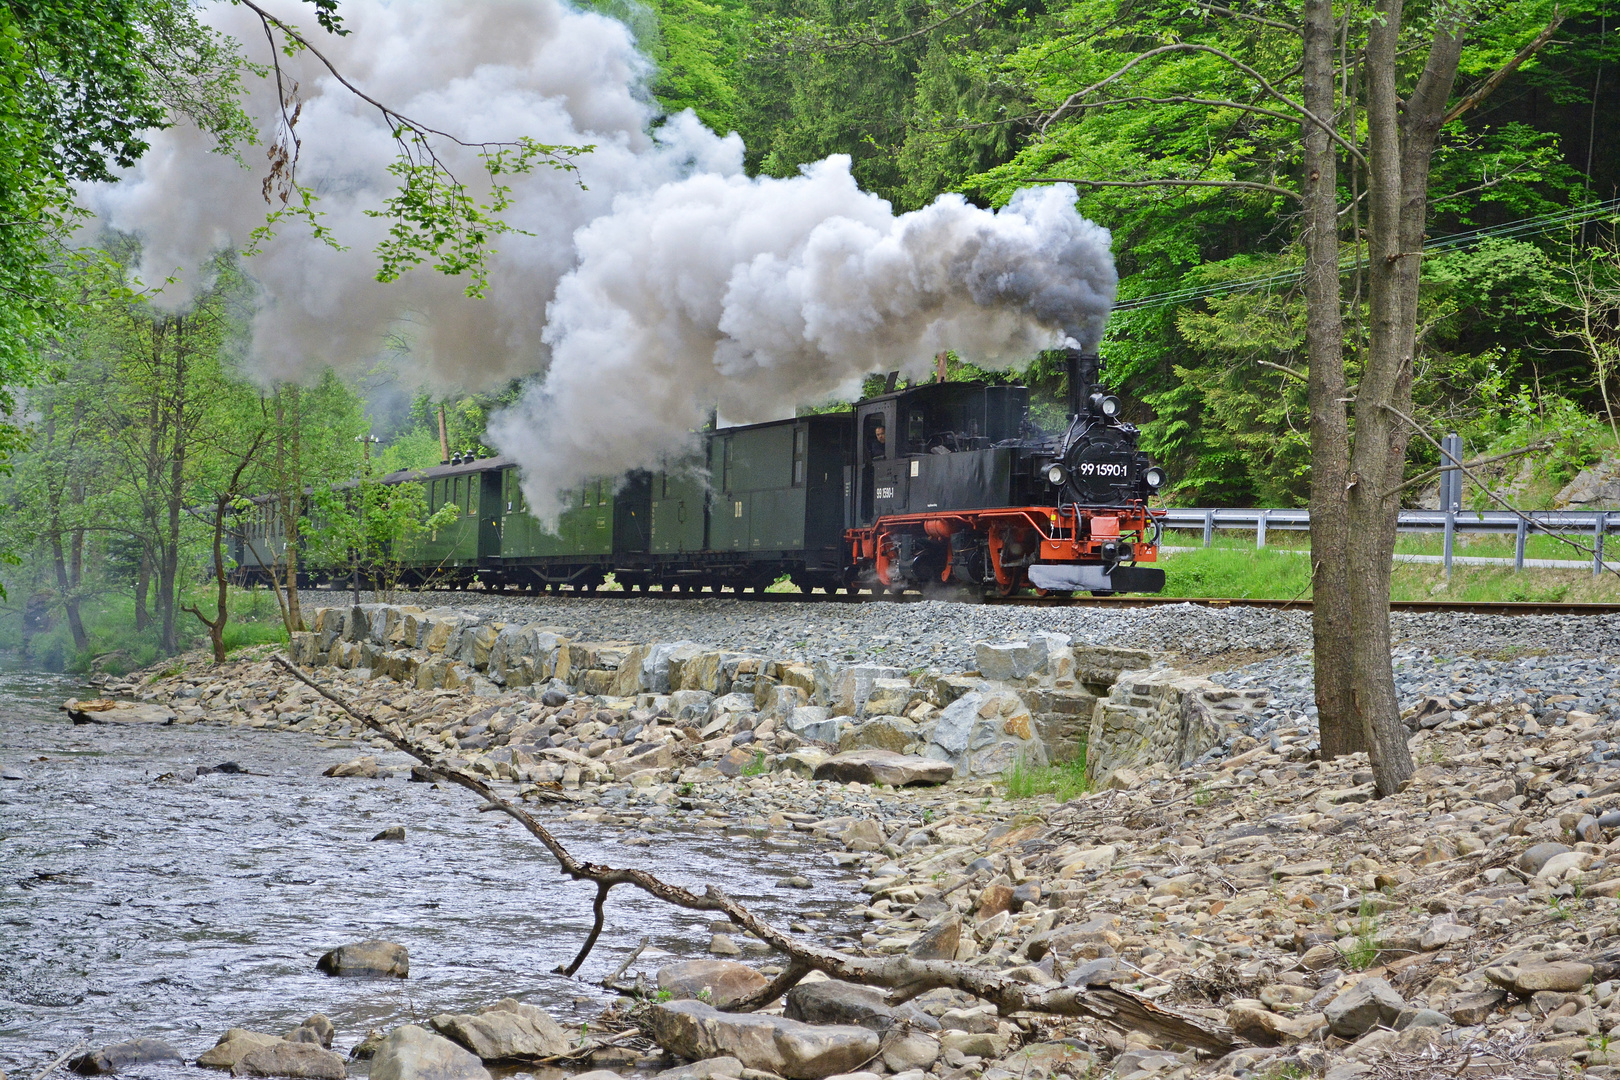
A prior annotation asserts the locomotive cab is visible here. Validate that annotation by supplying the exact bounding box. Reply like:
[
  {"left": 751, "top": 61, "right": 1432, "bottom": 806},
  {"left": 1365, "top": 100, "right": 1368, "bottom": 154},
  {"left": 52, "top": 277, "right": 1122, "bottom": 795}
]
[{"left": 854, "top": 382, "right": 1030, "bottom": 527}]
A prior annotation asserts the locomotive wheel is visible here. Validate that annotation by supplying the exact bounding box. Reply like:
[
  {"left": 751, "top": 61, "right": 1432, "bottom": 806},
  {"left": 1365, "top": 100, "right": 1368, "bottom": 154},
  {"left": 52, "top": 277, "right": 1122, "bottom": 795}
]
[{"left": 993, "top": 578, "right": 1019, "bottom": 598}]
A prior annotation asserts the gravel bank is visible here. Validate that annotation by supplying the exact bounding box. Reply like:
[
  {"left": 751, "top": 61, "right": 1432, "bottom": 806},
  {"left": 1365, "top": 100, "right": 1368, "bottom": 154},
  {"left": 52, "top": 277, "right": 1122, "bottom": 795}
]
[{"left": 300, "top": 590, "right": 1620, "bottom": 672}]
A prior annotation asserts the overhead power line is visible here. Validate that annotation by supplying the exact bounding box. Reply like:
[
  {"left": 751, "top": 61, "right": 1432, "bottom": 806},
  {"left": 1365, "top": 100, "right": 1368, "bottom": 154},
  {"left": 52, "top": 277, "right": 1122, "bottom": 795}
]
[{"left": 1111, "top": 197, "right": 1620, "bottom": 313}]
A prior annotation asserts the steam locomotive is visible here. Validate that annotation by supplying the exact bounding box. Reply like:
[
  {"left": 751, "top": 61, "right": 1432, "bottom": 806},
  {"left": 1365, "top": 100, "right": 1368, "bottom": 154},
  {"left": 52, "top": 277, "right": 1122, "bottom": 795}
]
[{"left": 233, "top": 348, "right": 1166, "bottom": 597}]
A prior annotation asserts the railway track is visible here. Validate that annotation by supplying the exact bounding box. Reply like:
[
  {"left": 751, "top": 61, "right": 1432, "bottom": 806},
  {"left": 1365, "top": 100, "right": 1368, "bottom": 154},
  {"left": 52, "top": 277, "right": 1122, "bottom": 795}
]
[{"left": 347, "top": 582, "right": 1620, "bottom": 617}]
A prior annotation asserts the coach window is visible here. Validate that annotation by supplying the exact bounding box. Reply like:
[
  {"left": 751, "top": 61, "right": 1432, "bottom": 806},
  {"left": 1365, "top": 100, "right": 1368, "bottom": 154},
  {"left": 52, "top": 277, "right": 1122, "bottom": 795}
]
[
  {"left": 793, "top": 427, "right": 807, "bottom": 486},
  {"left": 722, "top": 438, "right": 735, "bottom": 493}
]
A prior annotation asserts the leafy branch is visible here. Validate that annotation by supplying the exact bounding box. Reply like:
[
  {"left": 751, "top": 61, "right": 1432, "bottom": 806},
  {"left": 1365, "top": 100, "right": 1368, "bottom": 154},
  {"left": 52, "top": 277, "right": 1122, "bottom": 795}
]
[{"left": 232, "top": 0, "right": 594, "bottom": 297}]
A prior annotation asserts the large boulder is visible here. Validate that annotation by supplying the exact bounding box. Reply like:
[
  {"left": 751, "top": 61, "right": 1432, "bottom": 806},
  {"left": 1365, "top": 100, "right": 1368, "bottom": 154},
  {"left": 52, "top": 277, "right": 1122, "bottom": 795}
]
[
  {"left": 836, "top": 717, "right": 917, "bottom": 754},
  {"left": 369, "top": 1026, "right": 491, "bottom": 1080},
  {"left": 860, "top": 680, "right": 920, "bottom": 718},
  {"left": 813, "top": 751, "right": 953, "bottom": 787},
  {"left": 63, "top": 701, "right": 176, "bottom": 725},
  {"left": 197, "top": 1030, "right": 282, "bottom": 1070},
  {"left": 647, "top": 1001, "right": 880, "bottom": 1080},
  {"left": 69, "top": 1039, "right": 185, "bottom": 1075},
  {"left": 816, "top": 664, "right": 907, "bottom": 717},
  {"left": 1324, "top": 977, "right": 1406, "bottom": 1038},
  {"left": 785, "top": 707, "right": 839, "bottom": 744},
  {"left": 784, "top": 981, "right": 894, "bottom": 1031},
  {"left": 231, "top": 1042, "right": 347, "bottom": 1079},
  {"left": 924, "top": 689, "right": 1046, "bottom": 777},
  {"left": 315, "top": 940, "right": 409, "bottom": 978},
  {"left": 656, "top": 961, "right": 770, "bottom": 1009},
  {"left": 974, "top": 641, "right": 1049, "bottom": 682},
  {"left": 642, "top": 642, "right": 704, "bottom": 694},
  {"left": 429, "top": 998, "right": 571, "bottom": 1061}
]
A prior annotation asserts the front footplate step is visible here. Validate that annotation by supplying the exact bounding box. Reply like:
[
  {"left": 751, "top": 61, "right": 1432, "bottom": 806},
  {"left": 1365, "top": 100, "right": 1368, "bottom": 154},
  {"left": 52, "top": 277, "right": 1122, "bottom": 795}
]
[{"left": 1027, "top": 564, "right": 1166, "bottom": 593}]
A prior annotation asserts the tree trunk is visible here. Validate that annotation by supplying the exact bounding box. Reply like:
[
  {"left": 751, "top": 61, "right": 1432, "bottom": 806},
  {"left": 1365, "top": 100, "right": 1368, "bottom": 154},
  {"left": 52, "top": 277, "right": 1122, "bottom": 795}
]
[
  {"left": 159, "top": 316, "right": 188, "bottom": 655},
  {"left": 185, "top": 443, "right": 264, "bottom": 664},
  {"left": 1301, "top": 0, "right": 1363, "bottom": 759},
  {"left": 135, "top": 546, "right": 152, "bottom": 631},
  {"left": 47, "top": 500, "right": 89, "bottom": 653},
  {"left": 273, "top": 385, "right": 306, "bottom": 634},
  {"left": 1345, "top": 0, "right": 1462, "bottom": 795}
]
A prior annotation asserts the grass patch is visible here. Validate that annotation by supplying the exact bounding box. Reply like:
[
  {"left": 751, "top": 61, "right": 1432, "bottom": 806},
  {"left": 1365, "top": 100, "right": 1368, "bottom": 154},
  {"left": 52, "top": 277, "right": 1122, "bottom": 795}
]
[
  {"left": 1004, "top": 752, "right": 1090, "bottom": 802},
  {"left": 1154, "top": 543, "right": 1620, "bottom": 603},
  {"left": 1341, "top": 897, "right": 1382, "bottom": 970}
]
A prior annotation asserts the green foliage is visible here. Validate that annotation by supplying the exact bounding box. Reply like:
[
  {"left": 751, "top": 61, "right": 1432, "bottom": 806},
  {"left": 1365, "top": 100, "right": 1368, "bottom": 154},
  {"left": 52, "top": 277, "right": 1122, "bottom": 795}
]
[
  {"left": 367, "top": 137, "right": 592, "bottom": 298},
  {"left": 1003, "top": 753, "right": 1090, "bottom": 801},
  {"left": 1341, "top": 899, "right": 1382, "bottom": 970},
  {"left": 739, "top": 752, "right": 770, "bottom": 777}
]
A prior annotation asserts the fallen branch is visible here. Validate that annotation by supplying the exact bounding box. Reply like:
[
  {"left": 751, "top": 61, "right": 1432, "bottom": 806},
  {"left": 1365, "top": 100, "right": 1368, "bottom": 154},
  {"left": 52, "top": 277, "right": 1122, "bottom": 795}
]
[
  {"left": 271, "top": 655, "right": 1240, "bottom": 1055},
  {"left": 34, "top": 1042, "right": 88, "bottom": 1080}
]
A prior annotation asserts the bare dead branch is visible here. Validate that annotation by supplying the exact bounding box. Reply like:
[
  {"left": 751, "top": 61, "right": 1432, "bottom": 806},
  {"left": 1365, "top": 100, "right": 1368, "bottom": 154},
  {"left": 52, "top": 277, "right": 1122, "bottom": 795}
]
[
  {"left": 1383, "top": 438, "right": 1554, "bottom": 496},
  {"left": 269, "top": 655, "right": 1240, "bottom": 1054},
  {"left": 1039, "top": 42, "right": 1366, "bottom": 168},
  {"left": 1442, "top": 12, "right": 1567, "bottom": 125},
  {"left": 1055, "top": 92, "right": 1314, "bottom": 133},
  {"left": 1021, "top": 176, "right": 1302, "bottom": 202},
  {"left": 1258, "top": 360, "right": 1309, "bottom": 381},
  {"left": 1193, "top": 2, "right": 1300, "bottom": 34}
]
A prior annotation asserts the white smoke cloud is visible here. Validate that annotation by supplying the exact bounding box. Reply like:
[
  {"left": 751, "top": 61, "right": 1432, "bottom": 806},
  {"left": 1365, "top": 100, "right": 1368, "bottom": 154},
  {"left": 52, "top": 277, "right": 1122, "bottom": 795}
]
[
  {"left": 87, "top": 0, "right": 742, "bottom": 388},
  {"left": 488, "top": 160, "right": 1115, "bottom": 521},
  {"left": 88, "top": 0, "right": 1116, "bottom": 519}
]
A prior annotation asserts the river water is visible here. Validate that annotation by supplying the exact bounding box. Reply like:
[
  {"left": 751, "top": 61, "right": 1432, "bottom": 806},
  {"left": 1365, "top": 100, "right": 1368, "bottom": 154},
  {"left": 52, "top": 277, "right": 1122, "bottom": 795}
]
[{"left": 0, "top": 669, "right": 862, "bottom": 1076}]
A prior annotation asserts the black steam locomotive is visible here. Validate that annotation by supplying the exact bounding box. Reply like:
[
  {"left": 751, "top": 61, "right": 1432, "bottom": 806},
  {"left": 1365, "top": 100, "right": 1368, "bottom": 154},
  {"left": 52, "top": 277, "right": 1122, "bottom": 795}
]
[{"left": 234, "top": 349, "right": 1166, "bottom": 596}]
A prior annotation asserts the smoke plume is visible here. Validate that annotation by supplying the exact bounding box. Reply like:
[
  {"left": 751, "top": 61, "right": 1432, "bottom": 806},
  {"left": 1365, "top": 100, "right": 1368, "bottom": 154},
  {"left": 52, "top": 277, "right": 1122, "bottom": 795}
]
[
  {"left": 490, "top": 161, "right": 1115, "bottom": 521},
  {"left": 89, "top": 0, "right": 1116, "bottom": 518}
]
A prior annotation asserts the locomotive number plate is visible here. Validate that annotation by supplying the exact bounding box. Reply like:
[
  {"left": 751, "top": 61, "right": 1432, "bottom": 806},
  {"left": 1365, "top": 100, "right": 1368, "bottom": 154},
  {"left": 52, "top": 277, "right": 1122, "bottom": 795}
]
[
  {"left": 1077, "top": 462, "right": 1130, "bottom": 477},
  {"left": 876, "top": 486, "right": 896, "bottom": 499}
]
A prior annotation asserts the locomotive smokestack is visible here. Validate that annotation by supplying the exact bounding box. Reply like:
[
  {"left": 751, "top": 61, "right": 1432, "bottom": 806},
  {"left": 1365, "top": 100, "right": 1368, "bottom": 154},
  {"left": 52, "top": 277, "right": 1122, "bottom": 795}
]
[{"left": 1066, "top": 348, "right": 1101, "bottom": 419}]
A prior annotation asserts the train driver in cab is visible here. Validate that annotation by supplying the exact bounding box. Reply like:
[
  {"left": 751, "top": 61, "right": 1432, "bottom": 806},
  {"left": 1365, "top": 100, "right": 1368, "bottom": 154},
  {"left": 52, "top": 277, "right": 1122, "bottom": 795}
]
[{"left": 866, "top": 423, "right": 887, "bottom": 461}]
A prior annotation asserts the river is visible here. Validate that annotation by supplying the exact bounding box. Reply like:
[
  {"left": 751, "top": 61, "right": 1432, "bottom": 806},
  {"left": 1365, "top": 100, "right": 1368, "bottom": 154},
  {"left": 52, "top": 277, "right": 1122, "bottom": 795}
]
[{"left": 0, "top": 668, "right": 862, "bottom": 1076}]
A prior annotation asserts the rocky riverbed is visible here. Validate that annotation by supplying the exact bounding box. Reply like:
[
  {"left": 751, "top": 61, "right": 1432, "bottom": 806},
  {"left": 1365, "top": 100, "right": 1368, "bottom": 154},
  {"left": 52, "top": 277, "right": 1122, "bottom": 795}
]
[{"left": 37, "top": 598, "right": 1620, "bottom": 1080}]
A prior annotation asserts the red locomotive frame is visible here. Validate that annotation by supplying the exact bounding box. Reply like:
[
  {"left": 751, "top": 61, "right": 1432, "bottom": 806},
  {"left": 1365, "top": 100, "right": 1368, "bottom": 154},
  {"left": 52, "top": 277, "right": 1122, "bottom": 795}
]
[{"left": 845, "top": 502, "right": 1162, "bottom": 594}]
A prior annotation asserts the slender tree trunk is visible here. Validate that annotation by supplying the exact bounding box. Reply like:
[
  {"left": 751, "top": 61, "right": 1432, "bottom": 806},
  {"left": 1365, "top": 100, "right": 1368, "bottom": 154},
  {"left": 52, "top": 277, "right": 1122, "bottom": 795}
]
[
  {"left": 48, "top": 523, "right": 89, "bottom": 653},
  {"left": 185, "top": 441, "right": 264, "bottom": 664},
  {"left": 135, "top": 546, "right": 152, "bottom": 631},
  {"left": 1301, "top": 0, "right": 1363, "bottom": 758},
  {"left": 274, "top": 384, "right": 305, "bottom": 633},
  {"left": 1345, "top": 0, "right": 1462, "bottom": 794},
  {"left": 160, "top": 317, "right": 187, "bottom": 654},
  {"left": 41, "top": 414, "right": 89, "bottom": 652}
]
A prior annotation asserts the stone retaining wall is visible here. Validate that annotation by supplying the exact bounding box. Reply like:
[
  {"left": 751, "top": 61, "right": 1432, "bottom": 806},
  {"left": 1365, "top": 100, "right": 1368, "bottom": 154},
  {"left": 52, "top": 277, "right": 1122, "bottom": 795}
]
[
  {"left": 1085, "top": 668, "right": 1269, "bottom": 788},
  {"left": 288, "top": 602, "right": 1264, "bottom": 781}
]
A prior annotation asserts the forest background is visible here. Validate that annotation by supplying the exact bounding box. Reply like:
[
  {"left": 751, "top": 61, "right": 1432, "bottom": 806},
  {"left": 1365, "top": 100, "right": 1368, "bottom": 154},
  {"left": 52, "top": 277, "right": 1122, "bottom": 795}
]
[{"left": 1, "top": 0, "right": 1617, "bottom": 671}]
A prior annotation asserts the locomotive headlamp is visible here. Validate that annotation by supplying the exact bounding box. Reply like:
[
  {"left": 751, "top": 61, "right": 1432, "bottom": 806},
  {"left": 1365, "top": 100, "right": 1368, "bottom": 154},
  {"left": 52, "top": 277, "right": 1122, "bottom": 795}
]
[
  {"left": 1046, "top": 463, "right": 1068, "bottom": 486},
  {"left": 1145, "top": 466, "right": 1166, "bottom": 489},
  {"left": 1089, "top": 393, "right": 1122, "bottom": 417}
]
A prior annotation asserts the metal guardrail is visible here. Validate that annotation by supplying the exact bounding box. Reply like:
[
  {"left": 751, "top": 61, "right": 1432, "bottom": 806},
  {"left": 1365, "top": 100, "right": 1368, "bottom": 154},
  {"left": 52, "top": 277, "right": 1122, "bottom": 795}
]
[{"left": 1159, "top": 507, "right": 1616, "bottom": 576}]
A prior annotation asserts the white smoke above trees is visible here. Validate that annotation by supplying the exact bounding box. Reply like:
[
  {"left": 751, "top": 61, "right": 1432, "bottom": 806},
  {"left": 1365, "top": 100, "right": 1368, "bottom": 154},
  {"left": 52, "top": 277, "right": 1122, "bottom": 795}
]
[
  {"left": 88, "top": 0, "right": 741, "bottom": 387},
  {"left": 87, "top": 0, "right": 1117, "bottom": 518},
  {"left": 488, "top": 161, "right": 1116, "bottom": 522}
]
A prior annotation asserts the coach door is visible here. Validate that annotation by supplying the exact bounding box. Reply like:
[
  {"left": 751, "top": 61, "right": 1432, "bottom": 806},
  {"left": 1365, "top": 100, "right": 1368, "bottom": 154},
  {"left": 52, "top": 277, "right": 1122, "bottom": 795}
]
[{"left": 477, "top": 470, "right": 504, "bottom": 562}]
